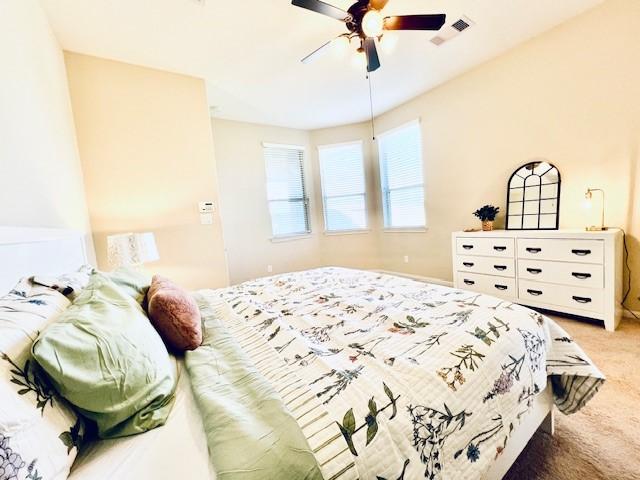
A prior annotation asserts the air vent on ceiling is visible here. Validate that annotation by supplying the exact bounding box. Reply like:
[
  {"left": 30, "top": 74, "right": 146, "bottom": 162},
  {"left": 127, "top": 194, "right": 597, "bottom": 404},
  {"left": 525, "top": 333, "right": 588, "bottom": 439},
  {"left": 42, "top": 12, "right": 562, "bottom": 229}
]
[
  {"left": 430, "top": 16, "right": 475, "bottom": 46},
  {"left": 452, "top": 19, "right": 470, "bottom": 32}
]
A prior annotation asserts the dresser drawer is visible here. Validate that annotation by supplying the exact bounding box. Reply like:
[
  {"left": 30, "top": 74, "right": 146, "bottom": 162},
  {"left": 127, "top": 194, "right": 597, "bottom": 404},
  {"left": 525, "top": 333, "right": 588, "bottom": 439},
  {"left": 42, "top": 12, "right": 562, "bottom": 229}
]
[
  {"left": 517, "top": 238, "right": 604, "bottom": 264},
  {"left": 456, "top": 255, "right": 515, "bottom": 277},
  {"left": 456, "top": 237, "right": 514, "bottom": 258},
  {"left": 519, "top": 279, "right": 604, "bottom": 313},
  {"left": 518, "top": 259, "right": 604, "bottom": 289},
  {"left": 458, "top": 272, "right": 516, "bottom": 297}
]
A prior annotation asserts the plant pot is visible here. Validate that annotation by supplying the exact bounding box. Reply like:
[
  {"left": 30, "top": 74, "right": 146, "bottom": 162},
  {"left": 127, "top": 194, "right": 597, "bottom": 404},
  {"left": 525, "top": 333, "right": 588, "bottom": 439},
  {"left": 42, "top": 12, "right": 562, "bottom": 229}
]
[{"left": 482, "top": 220, "right": 494, "bottom": 232}]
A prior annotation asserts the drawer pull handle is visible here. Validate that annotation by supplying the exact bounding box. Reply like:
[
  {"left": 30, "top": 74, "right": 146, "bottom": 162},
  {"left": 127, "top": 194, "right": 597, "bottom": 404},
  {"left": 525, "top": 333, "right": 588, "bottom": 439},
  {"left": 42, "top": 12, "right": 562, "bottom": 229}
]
[
  {"left": 572, "top": 272, "right": 592, "bottom": 280},
  {"left": 493, "top": 246, "right": 507, "bottom": 252},
  {"left": 462, "top": 262, "right": 475, "bottom": 267},
  {"left": 526, "top": 247, "right": 542, "bottom": 254},
  {"left": 463, "top": 279, "right": 475, "bottom": 286},
  {"left": 494, "top": 284, "right": 508, "bottom": 291},
  {"left": 572, "top": 249, "right": 592, "bottom": 256},
  {"left": 493, "top": 265, "right": 507, "bottom": 271},
  {"left": 462, "top": 244, "right": 474, "bottom": 250},
  {"left": 526, "top": 268, "right": 542, "bottom": 275},
  {"left": 527, "top": 289, "right": 543, "bottom": 296},
  {"left": 572, "top": 296, "right": 592, "bottom": 304}
]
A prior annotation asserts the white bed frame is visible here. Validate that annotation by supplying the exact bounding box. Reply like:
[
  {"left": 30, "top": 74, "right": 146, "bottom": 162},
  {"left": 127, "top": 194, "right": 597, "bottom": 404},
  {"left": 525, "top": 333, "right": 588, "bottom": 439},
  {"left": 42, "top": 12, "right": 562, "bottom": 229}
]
[
  {"left": 0, "top": 226, "right": 553, "bottom": 479},
  {"left": 0, "top": 226, "right": 90, "bottom": 295},
  {"left": 484, "top": 384, "right": 554, "bottom": 479}
]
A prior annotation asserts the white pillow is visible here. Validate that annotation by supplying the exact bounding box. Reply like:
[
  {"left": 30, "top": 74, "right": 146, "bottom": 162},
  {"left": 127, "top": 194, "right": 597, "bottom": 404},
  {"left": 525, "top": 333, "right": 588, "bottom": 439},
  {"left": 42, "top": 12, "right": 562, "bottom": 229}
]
[
  {"left": 31, "top": 264, "right": 95, "bottom": 301},
  {"left": 0, "top": 279, "right": 84, "bottom": 480}
]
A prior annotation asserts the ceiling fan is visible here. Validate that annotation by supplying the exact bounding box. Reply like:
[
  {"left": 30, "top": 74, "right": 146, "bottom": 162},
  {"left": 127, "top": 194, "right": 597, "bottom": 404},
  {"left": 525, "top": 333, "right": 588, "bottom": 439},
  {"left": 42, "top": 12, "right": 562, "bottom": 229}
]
[{"left": 292, "top": 0, "right": 446, "bottom": 72}]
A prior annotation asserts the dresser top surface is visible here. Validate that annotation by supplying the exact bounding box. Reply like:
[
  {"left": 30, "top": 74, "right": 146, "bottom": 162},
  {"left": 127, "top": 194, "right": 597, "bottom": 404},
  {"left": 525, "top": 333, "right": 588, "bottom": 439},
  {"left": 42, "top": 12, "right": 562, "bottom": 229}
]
[{"left": 453, "top": 228, "right": 622, "bottom": 239}]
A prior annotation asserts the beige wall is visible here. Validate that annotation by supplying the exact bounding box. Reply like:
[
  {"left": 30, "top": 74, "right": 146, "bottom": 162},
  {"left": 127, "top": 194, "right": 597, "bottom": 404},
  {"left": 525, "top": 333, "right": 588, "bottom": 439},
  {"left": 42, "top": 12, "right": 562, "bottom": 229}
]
[
  {"left": 212, "top": 119, "right": 385, "bottom": 285},
  {"left": 375, "top": 0, "right": 639, "bottom": 309},
  {"left": 0, "top": 0, "right": 92, "bottom": 255},
  {"left": 213, "top": 0, "right": 639, "bottom": 311},
  {"left": 306, "top": 0, "right": 640, "bottom": 309},
  {"left": 211, "top": 119, "right": 323, "bottom": 284},
  {"left": 310, "top": 123, "right": 381, "bottom": 271},
  {"left": 65, "top": 53, "right": 228, "bottom": 289}
]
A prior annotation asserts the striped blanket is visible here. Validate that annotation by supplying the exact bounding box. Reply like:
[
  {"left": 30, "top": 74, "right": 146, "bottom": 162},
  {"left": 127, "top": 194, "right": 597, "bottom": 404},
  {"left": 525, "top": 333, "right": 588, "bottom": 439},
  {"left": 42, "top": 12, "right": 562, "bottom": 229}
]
[{"left": 192, "top": 267, "right": 604, "bottom": 480}]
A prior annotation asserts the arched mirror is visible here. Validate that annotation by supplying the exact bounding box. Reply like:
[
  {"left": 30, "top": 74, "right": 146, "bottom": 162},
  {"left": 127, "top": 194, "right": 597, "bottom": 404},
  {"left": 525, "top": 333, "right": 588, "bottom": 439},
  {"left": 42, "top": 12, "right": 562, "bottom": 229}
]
[{"left": 506, "top": 161, "right": 561, "bottom": 230}]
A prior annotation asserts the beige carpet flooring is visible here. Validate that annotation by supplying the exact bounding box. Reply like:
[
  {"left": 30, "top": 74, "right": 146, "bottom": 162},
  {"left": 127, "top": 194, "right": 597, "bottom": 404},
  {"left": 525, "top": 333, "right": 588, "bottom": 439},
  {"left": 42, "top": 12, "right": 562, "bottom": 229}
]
[{"left": 504, "top": 315, "right": 640, "bottom": 480}]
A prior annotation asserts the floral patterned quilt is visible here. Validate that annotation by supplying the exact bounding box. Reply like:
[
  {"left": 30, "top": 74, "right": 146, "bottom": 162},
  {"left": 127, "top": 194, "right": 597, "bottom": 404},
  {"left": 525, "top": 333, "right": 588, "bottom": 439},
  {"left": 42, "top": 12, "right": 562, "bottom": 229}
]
[{"left": 206, "top": 267, "right": 604, "bottom": 480}]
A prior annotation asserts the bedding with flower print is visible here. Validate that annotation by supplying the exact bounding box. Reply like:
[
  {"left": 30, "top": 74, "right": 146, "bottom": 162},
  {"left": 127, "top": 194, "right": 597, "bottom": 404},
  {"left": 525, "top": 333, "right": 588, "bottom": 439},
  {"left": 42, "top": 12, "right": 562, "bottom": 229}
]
[
  {"left": 0, "top": 279, "right": 85, "bottom": 480},
  {"left": 198, "top": 267, "right": 604, "bottom": 480}
]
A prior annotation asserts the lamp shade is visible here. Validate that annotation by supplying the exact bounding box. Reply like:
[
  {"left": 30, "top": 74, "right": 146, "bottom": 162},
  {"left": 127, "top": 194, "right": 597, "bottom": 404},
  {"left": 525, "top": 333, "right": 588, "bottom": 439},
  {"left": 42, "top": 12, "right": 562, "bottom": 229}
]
[{"left": 107, "top": 232, "right": 159, "bottom": 268}]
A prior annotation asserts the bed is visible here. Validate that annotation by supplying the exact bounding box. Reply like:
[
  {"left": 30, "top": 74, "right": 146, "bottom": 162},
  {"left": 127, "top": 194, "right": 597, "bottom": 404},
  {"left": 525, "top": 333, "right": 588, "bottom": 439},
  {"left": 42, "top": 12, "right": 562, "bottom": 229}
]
[
  {"left": 68, "top": 360, "right": 213, "bottom": 479},
  {"left": 1, "top": 227, "right": 604, "bottom": 480}
]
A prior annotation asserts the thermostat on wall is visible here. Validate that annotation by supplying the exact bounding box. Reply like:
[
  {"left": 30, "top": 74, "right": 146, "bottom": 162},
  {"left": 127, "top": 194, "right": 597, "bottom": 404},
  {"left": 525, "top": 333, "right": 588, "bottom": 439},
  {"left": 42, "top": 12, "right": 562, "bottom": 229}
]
[
  {"left": 199, "top": 201, "right": 215, "bottom": 213},
  {"left": 199, "top": 201, "right": 215, "bottom": 225}
]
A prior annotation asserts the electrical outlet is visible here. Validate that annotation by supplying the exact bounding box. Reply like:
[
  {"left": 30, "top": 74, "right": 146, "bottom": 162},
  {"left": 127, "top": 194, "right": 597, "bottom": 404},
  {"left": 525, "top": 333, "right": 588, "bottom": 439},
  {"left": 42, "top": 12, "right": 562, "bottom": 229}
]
[
  {"left": 403, "top": 255, "right": 409, "bottom": 264},
  {"left": 267, "top": 265, "right": 273, "bottom": 273}
]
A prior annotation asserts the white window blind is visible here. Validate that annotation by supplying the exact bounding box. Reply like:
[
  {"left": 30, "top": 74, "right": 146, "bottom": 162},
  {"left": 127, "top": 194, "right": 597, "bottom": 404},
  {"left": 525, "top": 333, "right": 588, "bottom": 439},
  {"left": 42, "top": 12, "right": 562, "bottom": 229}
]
[
  {"left": 319, "top": 142, "right": 367, "bottom": 232},
  {"left": 264, "top": 144, "right": 310, "bottom": 237},
  {"left": 378, "top": 120, "right": 426, "bottom": 228}
]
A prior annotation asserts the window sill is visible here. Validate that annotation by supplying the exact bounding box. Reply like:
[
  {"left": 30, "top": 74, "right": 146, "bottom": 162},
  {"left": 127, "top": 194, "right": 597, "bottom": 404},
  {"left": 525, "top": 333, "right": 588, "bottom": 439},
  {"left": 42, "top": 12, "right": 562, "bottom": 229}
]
[
  {"left": 324, "top": 229, "right": 371, "bottom": 236},
  {"left": 270, "top": 233, "right": 312, "bottom": 243},
  {"left": 383, "top": 227, "right": 428, "bottom": 233}
]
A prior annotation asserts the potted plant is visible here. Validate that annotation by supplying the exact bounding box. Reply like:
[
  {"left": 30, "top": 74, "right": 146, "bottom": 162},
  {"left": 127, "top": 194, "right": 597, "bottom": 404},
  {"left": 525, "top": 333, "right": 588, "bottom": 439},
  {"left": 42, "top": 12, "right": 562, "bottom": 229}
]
[{"left": 473, "top": 205, "right": 500, "bottom": 231}]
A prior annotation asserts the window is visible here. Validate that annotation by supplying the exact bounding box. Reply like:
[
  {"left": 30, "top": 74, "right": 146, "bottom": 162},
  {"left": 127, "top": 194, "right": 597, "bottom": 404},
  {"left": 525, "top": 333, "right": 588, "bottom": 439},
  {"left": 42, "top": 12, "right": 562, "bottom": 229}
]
[
  {"left": 318, "top": 142, "right": 367, "bottom": 232},
  {"left": 263, "top": 143, "right": 310, "bottom": 238},
  {"left": 378, "top": 120, "right": 426, "bottom": 229}
]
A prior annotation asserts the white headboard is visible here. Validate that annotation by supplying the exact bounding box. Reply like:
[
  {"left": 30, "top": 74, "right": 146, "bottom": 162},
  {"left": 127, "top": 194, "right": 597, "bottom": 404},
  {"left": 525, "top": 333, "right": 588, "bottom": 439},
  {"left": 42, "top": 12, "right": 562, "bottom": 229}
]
[{"left": 0, "top": 227, "right": 89, "bottom": 295}]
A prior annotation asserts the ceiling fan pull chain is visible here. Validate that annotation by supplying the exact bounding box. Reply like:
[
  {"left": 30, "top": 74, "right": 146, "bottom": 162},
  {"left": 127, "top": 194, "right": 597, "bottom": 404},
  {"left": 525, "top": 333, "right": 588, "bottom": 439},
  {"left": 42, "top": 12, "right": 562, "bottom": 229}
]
[{"left": 368, "top": 72, "right": 376, "bottom": 141}]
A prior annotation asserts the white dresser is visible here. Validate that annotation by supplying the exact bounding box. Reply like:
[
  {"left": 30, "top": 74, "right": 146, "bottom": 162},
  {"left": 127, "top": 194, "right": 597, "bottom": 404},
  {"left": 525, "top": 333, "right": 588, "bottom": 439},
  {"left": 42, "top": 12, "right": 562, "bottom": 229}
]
[{"left": 451, "top": 229, "right": 623, "bottom": 331}]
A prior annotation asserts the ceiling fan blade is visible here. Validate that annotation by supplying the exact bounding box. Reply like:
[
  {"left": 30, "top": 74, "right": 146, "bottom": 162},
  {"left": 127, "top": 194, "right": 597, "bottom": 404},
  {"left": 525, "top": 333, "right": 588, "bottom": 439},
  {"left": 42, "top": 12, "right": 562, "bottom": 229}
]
[
  {"left": 291, "top": 0, "right": 351, "bottom": 22},
  {"left": 301, "top": 39, "right": 334, "bottom": 64},
  {"left": 364, "top": 37, "right": 380, "bottom": 73},
  {"left": 369, "top": 0, "right": 389, "bottom": 11},
  {"left": 384, "top": 14, "right": 446, "bottom": 31}
]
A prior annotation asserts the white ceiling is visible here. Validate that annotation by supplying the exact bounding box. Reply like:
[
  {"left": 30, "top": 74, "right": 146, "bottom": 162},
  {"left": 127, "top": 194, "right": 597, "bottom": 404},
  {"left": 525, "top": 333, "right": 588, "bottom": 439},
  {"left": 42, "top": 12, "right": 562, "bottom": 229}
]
[{"left": 40, "top": 0, "right": 604, "bottom": 130}]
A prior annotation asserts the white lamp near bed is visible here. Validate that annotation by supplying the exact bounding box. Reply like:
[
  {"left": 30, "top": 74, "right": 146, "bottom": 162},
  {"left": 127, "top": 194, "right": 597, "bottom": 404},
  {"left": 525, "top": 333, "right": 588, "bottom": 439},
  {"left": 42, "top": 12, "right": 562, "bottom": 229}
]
[{"left": 107, "top": 232, "right": 159, "bottom": 269}]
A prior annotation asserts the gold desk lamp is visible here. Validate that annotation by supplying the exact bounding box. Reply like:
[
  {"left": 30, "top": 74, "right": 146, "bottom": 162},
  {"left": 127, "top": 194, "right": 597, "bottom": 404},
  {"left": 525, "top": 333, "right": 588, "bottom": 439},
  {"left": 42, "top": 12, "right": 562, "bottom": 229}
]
[{"left": 584, "top": 188, "right": 608, "bottom": 231}]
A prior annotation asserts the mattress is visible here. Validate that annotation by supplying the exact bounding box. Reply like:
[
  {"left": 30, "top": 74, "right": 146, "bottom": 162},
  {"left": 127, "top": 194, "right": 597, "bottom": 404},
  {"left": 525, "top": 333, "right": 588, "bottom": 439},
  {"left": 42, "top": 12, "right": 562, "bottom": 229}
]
[
  {"left": 68, "top": 359, "right": 214, "bottom": 480},
  {"left": 67, "top": 267, "right": 603, "bottom": 480},
  {"left": 205, "top": 267, "right": 604, "bottom": 479}
]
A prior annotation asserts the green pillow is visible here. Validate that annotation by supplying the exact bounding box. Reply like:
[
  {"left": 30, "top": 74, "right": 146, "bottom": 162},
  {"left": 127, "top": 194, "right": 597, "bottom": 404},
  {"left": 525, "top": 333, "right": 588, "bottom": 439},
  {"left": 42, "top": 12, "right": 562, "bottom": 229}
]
[
  {"left": 32, "top": 272, "right": 176, "bottom": 439},
  {"left": 106, "top": 267, "right": 151, "bottom": 305}
]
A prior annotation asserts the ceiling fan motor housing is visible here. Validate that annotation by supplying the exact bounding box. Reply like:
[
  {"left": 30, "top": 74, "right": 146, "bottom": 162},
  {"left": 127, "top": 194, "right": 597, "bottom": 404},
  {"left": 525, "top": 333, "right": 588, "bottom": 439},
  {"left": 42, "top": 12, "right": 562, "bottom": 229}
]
[{"left": 347, "top": 0, "right": 374, "bottom": 38}]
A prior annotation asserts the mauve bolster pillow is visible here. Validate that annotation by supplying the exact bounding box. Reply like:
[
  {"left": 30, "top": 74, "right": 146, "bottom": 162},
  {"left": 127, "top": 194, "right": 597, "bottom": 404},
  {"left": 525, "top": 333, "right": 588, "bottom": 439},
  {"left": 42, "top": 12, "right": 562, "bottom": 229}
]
[{"left": 147, "top": 275, "right": 202, "bottom": 352}]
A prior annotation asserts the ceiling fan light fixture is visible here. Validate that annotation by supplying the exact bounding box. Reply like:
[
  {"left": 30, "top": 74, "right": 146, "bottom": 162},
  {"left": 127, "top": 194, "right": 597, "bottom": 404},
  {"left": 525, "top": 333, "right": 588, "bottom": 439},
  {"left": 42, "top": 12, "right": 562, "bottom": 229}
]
[
  {"left": 351, "top": 50, "right": 368, "bottom": 70},
  {"left": 379, "top": 31, "right": 398, "bottom": 54},
  {"left": 362, "top": 10, "right": 384, "bottom": 38},
  {"left": 331, "top": 35, "right": 350, "bottom": 56}
]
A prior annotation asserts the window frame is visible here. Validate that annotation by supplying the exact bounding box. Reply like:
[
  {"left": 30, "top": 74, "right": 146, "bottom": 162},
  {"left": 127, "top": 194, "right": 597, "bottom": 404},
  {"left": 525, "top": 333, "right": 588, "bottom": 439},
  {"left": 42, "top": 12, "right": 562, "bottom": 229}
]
[
  {"left": 377, "top": 119, "right": 427, "bottom": 231},
  {"left": 318, "top": 140, "right": 369, "bottom": 234},
  {"left": 262, "top": 142, "right": 311, "bottom": 240}
]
